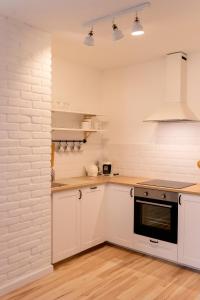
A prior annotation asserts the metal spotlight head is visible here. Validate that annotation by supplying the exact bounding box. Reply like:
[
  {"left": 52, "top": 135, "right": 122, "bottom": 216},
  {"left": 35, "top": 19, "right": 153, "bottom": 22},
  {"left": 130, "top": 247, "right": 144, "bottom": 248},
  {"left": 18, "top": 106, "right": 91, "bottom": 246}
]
[
  {"left": 112, "top": 23, "right": 124, "bottom": 41},
  {"left": 131, "top": 15, "right": 144, "bottom": 36},
  {"left": 84, "top": 29, "right": 95, "bottom": 46}
]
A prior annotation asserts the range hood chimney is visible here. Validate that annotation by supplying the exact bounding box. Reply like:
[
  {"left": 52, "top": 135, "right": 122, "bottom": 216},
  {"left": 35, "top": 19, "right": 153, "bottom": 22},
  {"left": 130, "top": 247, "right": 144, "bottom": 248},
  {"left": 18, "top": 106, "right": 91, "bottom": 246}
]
[{"left": 144, "top": 52, "right": 198, "bottom": 122}]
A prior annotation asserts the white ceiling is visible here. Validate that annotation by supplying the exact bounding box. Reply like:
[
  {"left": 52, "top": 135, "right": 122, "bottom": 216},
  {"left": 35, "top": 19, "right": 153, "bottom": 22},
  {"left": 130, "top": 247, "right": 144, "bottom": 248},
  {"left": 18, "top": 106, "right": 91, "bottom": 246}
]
[{"left": 1, "top": 0, "right": 200, "bottom": 69}]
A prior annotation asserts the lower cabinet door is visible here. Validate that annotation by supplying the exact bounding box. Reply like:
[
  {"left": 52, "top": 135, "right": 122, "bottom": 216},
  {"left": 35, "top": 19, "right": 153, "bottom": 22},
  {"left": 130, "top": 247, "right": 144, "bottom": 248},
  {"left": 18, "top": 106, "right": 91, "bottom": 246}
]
[
  {"left": 81, "top": 185, "right": 105, "bottom": 251},
  {"left": 52, "top": 190, "right": 80, "bottom": 263},
  {"left": 178, "top": 194, "right": 200, "bottom": 269},
  {"left": 105, "top": 184, "right": 134, "bottom": 248}
]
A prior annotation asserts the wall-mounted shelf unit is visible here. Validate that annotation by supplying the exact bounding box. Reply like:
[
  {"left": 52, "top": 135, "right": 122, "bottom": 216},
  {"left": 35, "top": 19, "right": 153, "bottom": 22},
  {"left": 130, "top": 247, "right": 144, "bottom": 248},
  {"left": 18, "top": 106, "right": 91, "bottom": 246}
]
[{"left": 51, "top": 109, "right": 105, "bottom": 141}]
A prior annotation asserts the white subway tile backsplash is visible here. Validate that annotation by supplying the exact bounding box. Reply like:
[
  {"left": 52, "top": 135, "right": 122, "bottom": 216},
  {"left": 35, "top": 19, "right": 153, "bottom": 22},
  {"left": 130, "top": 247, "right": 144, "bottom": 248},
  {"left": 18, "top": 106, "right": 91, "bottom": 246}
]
[{"left": 106, "top": 143, "right": 200, "bottom": 182}]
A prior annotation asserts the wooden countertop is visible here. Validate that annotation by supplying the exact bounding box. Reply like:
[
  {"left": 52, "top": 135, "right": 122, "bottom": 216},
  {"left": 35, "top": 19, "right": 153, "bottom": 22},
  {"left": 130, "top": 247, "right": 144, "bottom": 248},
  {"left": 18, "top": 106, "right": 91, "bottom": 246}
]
[
  {"left": 51, "top": 176, "right": 108, "bottom": 192},
  {"left": 51, "top": 176, "right": 200, "bottom": 196}
]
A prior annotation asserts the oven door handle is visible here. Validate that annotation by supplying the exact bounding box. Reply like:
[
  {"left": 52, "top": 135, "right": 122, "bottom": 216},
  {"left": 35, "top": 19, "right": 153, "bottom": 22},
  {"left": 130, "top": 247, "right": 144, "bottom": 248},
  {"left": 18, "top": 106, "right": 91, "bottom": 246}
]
[{"left": 135, "top": 199, "right": 172, "bottom": 209}]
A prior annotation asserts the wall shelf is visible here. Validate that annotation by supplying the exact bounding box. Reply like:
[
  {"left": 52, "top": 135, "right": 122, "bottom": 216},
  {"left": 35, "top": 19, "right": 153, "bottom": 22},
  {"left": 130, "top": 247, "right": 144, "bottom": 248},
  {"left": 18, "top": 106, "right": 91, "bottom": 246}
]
[
  {"left": 52, "top": 128, "right": 104, "bottom": 139},
  {"left": 52, "top": 128, "right": 104, "bottom": 132},
  {"left": 51, "top": 109, "right": 103, "bottom": 117},
  {"left": 52, "top": 109, "right": 105, "bottom": 141}
]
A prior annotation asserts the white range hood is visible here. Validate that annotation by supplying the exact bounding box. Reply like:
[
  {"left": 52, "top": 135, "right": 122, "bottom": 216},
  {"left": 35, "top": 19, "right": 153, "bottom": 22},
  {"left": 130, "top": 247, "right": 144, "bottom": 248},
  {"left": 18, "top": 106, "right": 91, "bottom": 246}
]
[{"left": 144, "top": 52, "right": 198, "bottom": 122}]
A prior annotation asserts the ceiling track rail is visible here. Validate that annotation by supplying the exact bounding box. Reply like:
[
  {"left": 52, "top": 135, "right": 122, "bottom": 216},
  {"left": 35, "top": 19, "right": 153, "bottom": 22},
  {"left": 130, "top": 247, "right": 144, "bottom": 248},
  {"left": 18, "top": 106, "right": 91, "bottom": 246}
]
[{"left": 83, "top": 1, "right": 151, "bottom": 27}]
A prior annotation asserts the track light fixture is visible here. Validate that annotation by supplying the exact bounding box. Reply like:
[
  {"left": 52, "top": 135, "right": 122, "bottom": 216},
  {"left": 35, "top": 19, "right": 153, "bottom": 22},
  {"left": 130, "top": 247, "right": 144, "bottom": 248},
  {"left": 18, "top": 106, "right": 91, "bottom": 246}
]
[
  {"left": 112, "top": 22, "right": 124, "bottom": 41},
  {"left": 84, "top": 28, "right": 95, "bottom": 46},
  {"left": 83, "top": 1, "right": 150, "bottom": 46},
  {"left": 131, "top": 13, "right": 144, "bottom": 36}
]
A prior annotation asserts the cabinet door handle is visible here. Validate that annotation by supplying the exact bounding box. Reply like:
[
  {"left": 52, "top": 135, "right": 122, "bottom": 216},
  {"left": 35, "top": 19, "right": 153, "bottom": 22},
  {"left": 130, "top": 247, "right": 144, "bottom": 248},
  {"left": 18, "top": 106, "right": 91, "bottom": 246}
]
[
  {"left": 90, "top": 186, "right": 97, "bottom": 190},
  {"left": 78, "top": 189, "right": 82, "bottom": 200},
  {"left": 179, "top": 195, "right": 181, "bottom": 205},
  {"left": 150, "top": 239, "right": 158, "bottom": 244},
  {"left": 130, "top": 187, "right": 133, "bottom": 198}
]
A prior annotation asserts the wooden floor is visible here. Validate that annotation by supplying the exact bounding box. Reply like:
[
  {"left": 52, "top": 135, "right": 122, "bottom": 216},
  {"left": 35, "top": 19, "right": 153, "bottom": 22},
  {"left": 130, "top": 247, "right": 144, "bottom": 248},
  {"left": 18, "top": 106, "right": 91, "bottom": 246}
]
[{"left": 2, "top": 244, "right": 200, "bottom": 300}]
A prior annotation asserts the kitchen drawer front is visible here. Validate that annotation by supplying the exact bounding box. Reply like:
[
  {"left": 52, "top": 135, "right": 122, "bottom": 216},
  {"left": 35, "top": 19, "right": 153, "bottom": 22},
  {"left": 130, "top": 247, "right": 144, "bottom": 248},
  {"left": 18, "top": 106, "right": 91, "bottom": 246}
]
[
  {"left": 133, "top": 234, "right": 177, "bottom": 262},
  {"left": 53, "top": 189, "right": 79, "bottom": 200},
  {"left": 107, "top": 184, "right": 133, "bottom": 193},
  {"left": 83, "top": 184, "right": 104, "bottom": 193}
]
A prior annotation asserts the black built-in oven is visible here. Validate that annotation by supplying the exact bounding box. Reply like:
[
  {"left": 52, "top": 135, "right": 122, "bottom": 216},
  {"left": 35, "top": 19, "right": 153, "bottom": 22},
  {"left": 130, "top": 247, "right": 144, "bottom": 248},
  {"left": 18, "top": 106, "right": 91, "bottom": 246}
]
[{"left": 134, "top": 187, "right": 178, "bottom": 244}]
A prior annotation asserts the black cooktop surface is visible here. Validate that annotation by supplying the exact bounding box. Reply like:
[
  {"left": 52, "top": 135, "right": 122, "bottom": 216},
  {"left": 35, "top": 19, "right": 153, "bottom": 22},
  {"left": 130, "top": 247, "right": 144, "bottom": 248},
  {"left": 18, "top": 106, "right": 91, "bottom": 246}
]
[{"left": 137, "top": 179, "right": 195, "bottom": 189}]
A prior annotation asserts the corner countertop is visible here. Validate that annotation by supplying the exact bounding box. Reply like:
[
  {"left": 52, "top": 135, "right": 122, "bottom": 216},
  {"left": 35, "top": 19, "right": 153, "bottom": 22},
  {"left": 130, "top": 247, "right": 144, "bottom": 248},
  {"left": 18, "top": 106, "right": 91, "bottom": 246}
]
[{"left": 51, "top": 175, "right": 200, "bottom": 196}]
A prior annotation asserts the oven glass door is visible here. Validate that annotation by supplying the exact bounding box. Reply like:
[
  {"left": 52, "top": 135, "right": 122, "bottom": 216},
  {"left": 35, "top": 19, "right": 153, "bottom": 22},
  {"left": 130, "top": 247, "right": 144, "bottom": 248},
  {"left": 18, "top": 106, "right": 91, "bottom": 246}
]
[{"left": 134, "top": 197, "right": 178, "bottom": 243}]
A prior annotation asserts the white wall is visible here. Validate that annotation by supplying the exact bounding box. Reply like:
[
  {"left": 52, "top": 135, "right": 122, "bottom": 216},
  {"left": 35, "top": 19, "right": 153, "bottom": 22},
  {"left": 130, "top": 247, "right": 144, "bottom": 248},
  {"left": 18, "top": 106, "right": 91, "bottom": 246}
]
[
  {"left": 52, "top": 54, "right": 104, "bottom": 179},
  {"left": 52, "top": 55, "right": 103, "bottom": 113},
  {"left": 0, "top": 16, "right": 52, "bottom": 295},
  {"left": 102, "top": 58, "right": 165, "bottom": 144},
  {"left": 102, "top": 54, "right": 200, "bottom": 182}
]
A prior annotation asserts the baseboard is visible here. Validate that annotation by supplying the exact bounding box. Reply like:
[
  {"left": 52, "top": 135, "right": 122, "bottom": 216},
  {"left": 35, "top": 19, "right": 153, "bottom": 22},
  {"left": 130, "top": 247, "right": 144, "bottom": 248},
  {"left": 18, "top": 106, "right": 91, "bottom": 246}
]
[{"left": 0, "top": 265, "right": 53, "bottom": 297}]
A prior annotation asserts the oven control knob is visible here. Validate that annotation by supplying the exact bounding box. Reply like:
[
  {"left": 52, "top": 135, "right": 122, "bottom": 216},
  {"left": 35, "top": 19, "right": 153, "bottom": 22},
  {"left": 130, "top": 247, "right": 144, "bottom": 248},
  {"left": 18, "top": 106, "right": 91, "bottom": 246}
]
[
  {"left": 161, "top": 193, "right": 166, "bottom": 199},
  {"left": 144, "top": 191, "right": 149, "bottom": 197}
]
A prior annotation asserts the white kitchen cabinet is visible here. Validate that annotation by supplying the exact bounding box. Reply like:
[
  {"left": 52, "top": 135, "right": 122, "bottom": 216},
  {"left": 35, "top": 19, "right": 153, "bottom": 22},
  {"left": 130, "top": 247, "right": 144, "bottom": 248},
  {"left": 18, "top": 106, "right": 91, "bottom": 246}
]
[
  {"left": 52, "top": 185, "right": 105, "bottom": 263},
  {"left": 178, "top": 193, "right": 200, "bottom": 269},
  {"left": 81, "top": 185, "right": 105, "bottom": 250},
  {"left": 105, "top": 184, "right": 134, "bottom": 248},
  {"left": 52, "top": 189, "right": 80, "bottom": 263}
]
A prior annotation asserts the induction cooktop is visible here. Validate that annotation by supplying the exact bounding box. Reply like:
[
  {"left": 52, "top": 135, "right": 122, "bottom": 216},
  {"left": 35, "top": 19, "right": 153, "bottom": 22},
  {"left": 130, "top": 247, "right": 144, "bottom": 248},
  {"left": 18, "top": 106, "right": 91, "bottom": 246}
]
[{"left": 137, "top": 179, "right": 196, "bottom": 189}]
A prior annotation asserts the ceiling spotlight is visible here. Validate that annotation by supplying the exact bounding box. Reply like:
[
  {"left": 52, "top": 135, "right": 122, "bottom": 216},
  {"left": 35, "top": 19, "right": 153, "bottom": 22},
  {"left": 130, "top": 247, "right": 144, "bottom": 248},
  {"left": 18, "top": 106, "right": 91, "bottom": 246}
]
[
  {"left": 84, "top": 28, "right": 95, "bottom": 46},
  {"left": 131, "top": 13, "right": 144, "bottom": 36},
  {"left": 112, "top": 23, "right": 124, "bottom": 41}
]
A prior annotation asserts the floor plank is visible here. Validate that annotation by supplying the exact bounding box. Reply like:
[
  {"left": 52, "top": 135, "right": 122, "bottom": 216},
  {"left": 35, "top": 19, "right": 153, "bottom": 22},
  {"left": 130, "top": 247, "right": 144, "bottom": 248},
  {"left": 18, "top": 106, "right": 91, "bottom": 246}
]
[{"left": 1, "top": 244, "right": 200, "bottom": 300}]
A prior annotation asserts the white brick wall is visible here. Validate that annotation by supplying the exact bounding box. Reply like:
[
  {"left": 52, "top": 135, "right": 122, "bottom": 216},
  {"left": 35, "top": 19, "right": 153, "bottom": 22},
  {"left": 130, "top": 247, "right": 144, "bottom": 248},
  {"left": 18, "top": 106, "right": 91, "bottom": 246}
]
[{"left": 0, "top": 16, "right": 52, "bottom": 294}]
